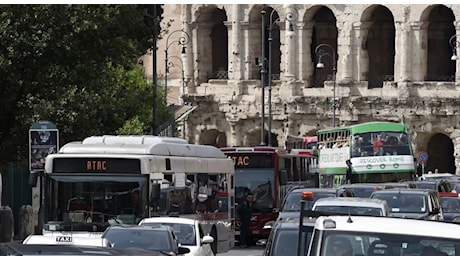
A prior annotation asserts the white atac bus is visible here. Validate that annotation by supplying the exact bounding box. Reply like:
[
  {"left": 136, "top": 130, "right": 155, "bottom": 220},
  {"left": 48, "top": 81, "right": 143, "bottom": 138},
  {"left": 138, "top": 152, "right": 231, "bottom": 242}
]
[{"left": 32, "top": 135, "right": 235, "bottom": 255}]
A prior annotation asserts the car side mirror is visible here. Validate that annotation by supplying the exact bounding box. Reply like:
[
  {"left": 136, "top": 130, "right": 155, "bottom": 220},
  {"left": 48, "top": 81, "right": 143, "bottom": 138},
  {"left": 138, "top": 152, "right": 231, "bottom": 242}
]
[
  {"left": 178, "top": 246, "right": 191, "bottom": 255},
  {"left": 201, "top": 235, "right": 214, "bottom": 244},
  {"left": 256, "top": 239, "right": 267, "bottom": 247},
  {"left": 431, "top": 207, "right": 440, "bottom": 215}
]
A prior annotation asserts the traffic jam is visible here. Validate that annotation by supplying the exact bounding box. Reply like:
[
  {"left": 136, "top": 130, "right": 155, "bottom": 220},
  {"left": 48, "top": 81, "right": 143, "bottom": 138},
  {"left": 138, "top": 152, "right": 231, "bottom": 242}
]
[{"left": 259, "top": 172, "right": 460, "bottom": 256}]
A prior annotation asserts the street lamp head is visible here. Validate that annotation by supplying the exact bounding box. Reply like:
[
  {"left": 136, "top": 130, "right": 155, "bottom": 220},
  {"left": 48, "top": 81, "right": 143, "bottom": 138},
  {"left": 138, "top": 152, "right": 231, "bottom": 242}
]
[
  {"left": 181, "top": 46, "right": 186, "bottom": 55},
  {"left": 316, "top": 62, "right": 325, "bottom": 69},
  {"left": 286, "top": 21, "right": 295, "bottom": 37},
  {"left": 451, "top": 54, "right": 458, "bottom": 61}
]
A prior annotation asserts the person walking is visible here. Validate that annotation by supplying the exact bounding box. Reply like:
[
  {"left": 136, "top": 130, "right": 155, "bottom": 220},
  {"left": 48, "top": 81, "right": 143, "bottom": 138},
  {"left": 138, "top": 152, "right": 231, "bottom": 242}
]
[{"left": 238, "top": 192, "right": 253, "bottom": 248}]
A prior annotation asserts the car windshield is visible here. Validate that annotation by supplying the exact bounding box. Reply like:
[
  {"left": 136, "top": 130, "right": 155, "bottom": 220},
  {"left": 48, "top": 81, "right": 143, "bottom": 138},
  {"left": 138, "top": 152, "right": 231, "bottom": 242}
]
[
  {"left": 282, "top": 192, "right": 336, "bottom": 211},
  {"left": 371, "top": 193, "right": 426, "bottom": 213},
  {"left": 441, "top": 197, "right": 460, "bottom": 213},
  {"left": 141, "top": 223, "right": 196, "bottom": 246},
  {"left": 320, "top": 231, "right": 458, "bottom": 256},
  {"left": 314, "top": 205, "right": 383, "bottom": 216},
  {"left": 102, "top": 228, "right": 173, "bottom": 252},
  {"left": 272, "top": 229, "right": 312, "bottom": 256}
]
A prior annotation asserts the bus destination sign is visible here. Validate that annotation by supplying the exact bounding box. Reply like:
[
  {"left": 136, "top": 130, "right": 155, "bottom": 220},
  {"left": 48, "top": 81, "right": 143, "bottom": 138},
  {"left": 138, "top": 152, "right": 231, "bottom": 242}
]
[
  {"left": 52, "top": 158, "right": 141, "bottom": 174},
  {"left": 228, "top": 153, "right": 273, "bottom": 168}
]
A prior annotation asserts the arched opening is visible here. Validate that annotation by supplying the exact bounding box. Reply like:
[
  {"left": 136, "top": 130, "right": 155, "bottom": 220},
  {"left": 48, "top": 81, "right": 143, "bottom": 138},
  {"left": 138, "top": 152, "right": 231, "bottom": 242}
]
[
  {"left": 194, "top": 6, "right": 228, "bottom": 84},
  {"left": 211, "top": 9, "right": 228, "bottom": 79},
  {"left": 199, "top": 129, "right": 227, "bottom": 147},
  {"left": 310, "top": 6, "right": 337, "bottom": 87},
  {"left": 365, "top": 5, "right": 395, "bottom": 88},
  {"left": 425, "top": 5, "right": 455, "bottom": 81},
  {"left": 426, "top": 133, "right": 456, "bottom": 174}
]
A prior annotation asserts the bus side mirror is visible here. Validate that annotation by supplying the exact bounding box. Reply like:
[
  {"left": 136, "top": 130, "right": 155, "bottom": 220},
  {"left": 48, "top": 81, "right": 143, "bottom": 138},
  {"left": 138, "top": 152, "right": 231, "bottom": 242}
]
[
  {"left": 279, "top": 170, "right": 287, "bottom": 186},
  {"left": 29, "top": 170, "right": 43, "bottom": 187}
]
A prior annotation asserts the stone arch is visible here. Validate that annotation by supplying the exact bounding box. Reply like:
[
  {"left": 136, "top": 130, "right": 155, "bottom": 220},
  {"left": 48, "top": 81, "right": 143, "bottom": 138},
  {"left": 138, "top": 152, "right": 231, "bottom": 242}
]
[
  {"left": 426, "top": 133, "right": 456, "bottom": 174},
  {"left": 198, "top": 129, "right": 227, "bottom": 147},
  {"left": 361, "top": 5, "right": 395, "bottom": 88},
  {"left": 422, "top": 5, "right": 456, "bottom": 82},
  {"left": 309, "top": 6, "right": 338, "bottom": 88},
  {"left": 193, "top": 6, "right": 228, "bottom": 84}
]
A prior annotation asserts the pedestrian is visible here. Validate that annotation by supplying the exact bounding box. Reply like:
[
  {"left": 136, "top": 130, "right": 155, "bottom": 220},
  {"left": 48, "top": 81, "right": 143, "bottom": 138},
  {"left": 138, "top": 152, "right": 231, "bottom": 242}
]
[{"left": 238, "top": 192, "right": 253, "bottom": 248}]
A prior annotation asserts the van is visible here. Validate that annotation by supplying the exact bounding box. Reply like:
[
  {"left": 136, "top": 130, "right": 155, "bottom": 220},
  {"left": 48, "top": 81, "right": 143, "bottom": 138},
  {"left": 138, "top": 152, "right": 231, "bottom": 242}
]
[{"left": 307, "top": 215, "right": 460, "bottom": 256}]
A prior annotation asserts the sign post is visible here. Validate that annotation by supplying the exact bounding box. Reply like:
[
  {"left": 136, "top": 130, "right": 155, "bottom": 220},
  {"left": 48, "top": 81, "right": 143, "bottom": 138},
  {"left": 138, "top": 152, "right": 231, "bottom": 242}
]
[
  {"left": 29, "top": 121, "right": 59, "bottom": 230},
  {"left": 418, "top": 151, "right": 428, "bottom": 175},
  {"left": 29, "top": 121, "right": 59, "bottom": 172}
]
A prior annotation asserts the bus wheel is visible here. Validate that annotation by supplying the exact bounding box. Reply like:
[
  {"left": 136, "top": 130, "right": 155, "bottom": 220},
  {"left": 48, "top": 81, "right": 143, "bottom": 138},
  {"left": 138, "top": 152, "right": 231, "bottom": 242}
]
[{"left": 211, "top": 227, "right": 218, "bottom": 255}]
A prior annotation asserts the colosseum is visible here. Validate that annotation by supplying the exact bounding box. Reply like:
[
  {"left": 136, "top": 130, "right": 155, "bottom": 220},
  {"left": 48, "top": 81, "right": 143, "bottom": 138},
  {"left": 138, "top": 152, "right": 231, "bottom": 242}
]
[{"left": 142, "top": 4, "right": 460, "bottom": 174}]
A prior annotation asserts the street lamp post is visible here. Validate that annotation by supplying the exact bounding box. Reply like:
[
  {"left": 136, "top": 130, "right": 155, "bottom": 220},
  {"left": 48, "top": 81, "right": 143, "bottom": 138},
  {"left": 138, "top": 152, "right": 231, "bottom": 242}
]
[
  {"left": 165, "top": 30, "right": 190, "bottom": 106},
  {"left": 260, "top": 5, "right": 267, "bottom": 146},
  {"left": 166, "top": 55, "right": 187, "bottom": 138},
  {"left": 267, "top": 9, "right": 295, "bottom": 146},
  {"left": 315, "top": 43, "right": 337, "bottom": 127},
  {"left": 166, "top": 55, "right": 186, "bottom": 105}
]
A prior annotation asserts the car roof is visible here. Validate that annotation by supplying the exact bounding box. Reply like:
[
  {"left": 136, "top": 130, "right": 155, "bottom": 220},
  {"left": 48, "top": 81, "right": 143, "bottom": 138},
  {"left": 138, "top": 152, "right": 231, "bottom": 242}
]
[
  {"left": 274, "top": 218, "right": 316, "bottom": 228},
  {"left": 371, "top": 188, "right": 434, "bottom": 194},
  {"left": 339, "top": 183, "right": 383, "bottom": 188},
  {"left": 290, "top": 188, "right": 337, "bottom": 194},
  {"left": 439, "top": 192, "right": 460, "bottom": 197},
  {"left": 314, "top": 215, "right": 460, "bottom": 237},
  {"left": 139, "top": 217, "right": 196, "bottom": 225},
  {"left": 105, "top": 224, "right": 172, "bottom": 232},
  {"left": 313, "top": 197, "right": 387, "bottom": 207}
]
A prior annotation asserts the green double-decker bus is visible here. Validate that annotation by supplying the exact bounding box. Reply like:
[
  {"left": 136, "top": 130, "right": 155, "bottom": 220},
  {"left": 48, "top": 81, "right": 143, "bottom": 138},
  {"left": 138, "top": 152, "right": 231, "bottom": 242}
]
[{"left": 317, "top": 122, "right": 416, "bottom": 188}]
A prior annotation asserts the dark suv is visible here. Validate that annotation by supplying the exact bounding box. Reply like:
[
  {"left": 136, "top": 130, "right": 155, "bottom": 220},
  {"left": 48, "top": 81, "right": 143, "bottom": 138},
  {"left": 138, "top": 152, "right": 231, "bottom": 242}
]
[
  {"left": 370, "top": 188, "right": 443, "bottom": 221},
  {"left": 277, "top": 188, "right": 353, "bottom": 221},
  {"left": 258, "top": 217, "right": 315, "bottom": 256}
]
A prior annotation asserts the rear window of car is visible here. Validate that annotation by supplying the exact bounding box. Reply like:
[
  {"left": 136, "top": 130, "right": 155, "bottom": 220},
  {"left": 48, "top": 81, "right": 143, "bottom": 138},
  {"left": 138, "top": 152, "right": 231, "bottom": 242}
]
[
  {"left": 314, "top": 205, "right": 383, "bottom": 216},
  {"left": 371, "top": 193, "right": 427, "bottom": 213}
]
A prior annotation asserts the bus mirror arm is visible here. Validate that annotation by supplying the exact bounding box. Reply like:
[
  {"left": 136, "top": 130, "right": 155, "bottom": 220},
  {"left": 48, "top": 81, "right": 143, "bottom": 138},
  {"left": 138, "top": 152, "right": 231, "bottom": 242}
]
[{"left": 150, "top": 183, "right": 161, "bottom": 212}]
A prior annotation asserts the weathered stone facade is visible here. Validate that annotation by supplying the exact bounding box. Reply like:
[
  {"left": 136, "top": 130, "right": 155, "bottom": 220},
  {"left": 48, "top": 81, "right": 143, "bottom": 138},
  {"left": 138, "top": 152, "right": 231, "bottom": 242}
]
[{"left": 143, "top": 4, "right": 460, "bottom": 174}]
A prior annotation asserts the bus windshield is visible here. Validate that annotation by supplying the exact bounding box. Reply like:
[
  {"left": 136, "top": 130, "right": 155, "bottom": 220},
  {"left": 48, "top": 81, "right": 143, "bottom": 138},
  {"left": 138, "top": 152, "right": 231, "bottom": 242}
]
[
  {"left": 235, "top": 168, "right": 275, "bottom": 213},
  {"left": 351, "top": 131, "right": 411, "bottom": 157},
  {"left": 46, "top": 175, "right": 148, "bottom": 225}
]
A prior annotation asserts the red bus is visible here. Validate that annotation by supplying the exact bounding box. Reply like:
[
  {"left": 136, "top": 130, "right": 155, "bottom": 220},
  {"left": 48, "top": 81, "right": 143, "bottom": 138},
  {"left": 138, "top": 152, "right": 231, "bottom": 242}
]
[
  {"left": 285, "top": 135, "right": 318, "bottom": 155},
  {"left": 220, "top": 146, "right": 318, "bottom": 243}
]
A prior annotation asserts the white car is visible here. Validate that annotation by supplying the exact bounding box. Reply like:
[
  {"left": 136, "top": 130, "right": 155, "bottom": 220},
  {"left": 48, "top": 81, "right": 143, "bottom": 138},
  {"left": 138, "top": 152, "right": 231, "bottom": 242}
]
[
  {"left": 138, "top": 217, "right": 214, "bottom": 256},
  {"left": 23, "top": 234, "right": 110, "bottom": 247},
  {"left": 312, "top": 197, "right": 391, "bottom": 216}
]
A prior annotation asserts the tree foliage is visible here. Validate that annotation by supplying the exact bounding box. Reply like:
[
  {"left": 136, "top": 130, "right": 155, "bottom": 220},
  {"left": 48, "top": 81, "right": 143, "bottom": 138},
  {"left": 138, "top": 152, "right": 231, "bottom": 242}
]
[{"left": 0, "top": 4, "right": 165, "bottom": 165}]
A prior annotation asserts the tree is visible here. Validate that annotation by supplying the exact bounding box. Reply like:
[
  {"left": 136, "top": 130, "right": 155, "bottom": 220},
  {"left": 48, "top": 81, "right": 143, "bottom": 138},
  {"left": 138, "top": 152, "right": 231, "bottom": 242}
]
[{"left": 0, "top": 4, "right": 167, "bottom": 166}]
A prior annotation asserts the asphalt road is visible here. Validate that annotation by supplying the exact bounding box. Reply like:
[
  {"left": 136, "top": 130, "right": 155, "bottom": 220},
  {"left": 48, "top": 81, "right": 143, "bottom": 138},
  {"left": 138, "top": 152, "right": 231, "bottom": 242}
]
[{"left": 217, "top": 246, "right": 264, "bottom": 256}]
